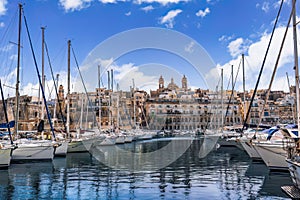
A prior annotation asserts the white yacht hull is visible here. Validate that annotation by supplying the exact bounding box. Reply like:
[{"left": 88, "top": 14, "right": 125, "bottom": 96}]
[
  {"left": 137, "top": 134, "right": 153, "bottom": 140},
  {"left": 68, "top": 135, "right": 104, "bottom": 153},
  {"left": 0, "top": 148, "right": 12, "bottom": 168},
  {"left": 55, "top": 141, "right": 68, "bottom": 156},
  {"left": 125, "top": 136, "right": 133, "bottom": 143},
  {"left": 82, "top": 137, "right": 97, "bottom": 151},
  {"left": 12, "top": 142, "right": 54, "bottom": 161},
  {"left": 254, "top": 143, "right": 288, "bottom": 170},
  {"left": 115, "top": 136, "right": 125, "bottom": 144},
  {"left": 67, "top": 140, "right": 86, "bottom": 153},
  {"left": 240, "top": 138, "right": 261, "bottom": 160},
  {"left": 98, "top": 137, "right": 116, "bottom": 146},
  {"left": 218, "top": 137, "right": 244, "bottom": 150}
]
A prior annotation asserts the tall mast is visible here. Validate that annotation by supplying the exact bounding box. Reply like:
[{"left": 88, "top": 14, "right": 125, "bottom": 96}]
[
  {"left": 107, "top": 70, "right": 111, "bottom": 129},
  {"left": 98, "top": 65, "right": 101, "bottom": 131},
  {"left": 85, "top": 95, "right": 88, "bottom": 130},
  {"left": 216, "top": 85, "right": 219, "bottom": 129},
  {"left": 292, "top": 0, "right": 300, "bottom": 130},
  {"left": 242, "top": 54, "right": 246, "bottom": 124},
  {"left": 41, "top": 27, "right": 45, "bottom": 122},
  {"left": 111, "top": 69, "right": 114, "bottom": 129},
  {"left": 133, "top": 79, "right": 136, "bottom": 128},
  {"left": 79, "top": 93, "right": 83, "bottom": 129},
  {"left": 14, "top": 4, "right": 22, "bottom": 137},
  {"left": 221, "top": 68, "right": 223, "bottom": 131},
  {"left": 231, "top": 65, "right": 234, "bottom": 125},
  {"left": 107, "top": 70, "right": 110, "bottom": 90},
  {"left": 67, "top": 40, "right": 71, "bottom": 136},
  {"left": 111, "top": 69, "right": 113, "bottom": 92},
  {"left": 117, "top": 93, "right": 119, "bottom": 130}
]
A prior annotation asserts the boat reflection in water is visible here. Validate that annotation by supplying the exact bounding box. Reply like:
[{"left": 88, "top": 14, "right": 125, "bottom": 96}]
[
  {"left": 0, "top": 137, "right": 293, "bottom": 199},
  {"left": 90, "top": 137, "right": 202, "bottom": 171},
  {"left": 245, "top": 160, "right": 292, "bottom": 198}
]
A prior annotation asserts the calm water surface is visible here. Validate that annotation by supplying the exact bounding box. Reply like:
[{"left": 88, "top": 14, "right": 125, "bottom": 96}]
[{"left": 0, "top": 138, "right": 293, "bottom": 200}]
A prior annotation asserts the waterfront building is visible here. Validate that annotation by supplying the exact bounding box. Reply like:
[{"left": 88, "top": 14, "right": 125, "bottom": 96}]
[
  {"left": 0, "top": 78, "right": 296, "bottom": 132},
  {"left": 146, "top": 75, "right": 211, "bottom": 131}
]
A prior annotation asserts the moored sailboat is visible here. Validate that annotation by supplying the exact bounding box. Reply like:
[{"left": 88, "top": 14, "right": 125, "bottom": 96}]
[
  {"left": 11, "top": 4, "right": 58, "bottom": 162},
  {"left": 282, "top": 0, "right": 300, "bottom": 196},
  {"left": 0, "top": 80, "right": 16, "bottom": 168},
  {"left": 251, "top": 5, "right": 296, "bottom": 170},
  {"left": 0, "top": 145, "right": 13, "bottom": 168}
]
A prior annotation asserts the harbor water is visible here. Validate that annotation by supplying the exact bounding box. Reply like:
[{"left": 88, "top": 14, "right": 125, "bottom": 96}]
[{"left": 0, "top": 137, "right": 293, "bottom": 199}]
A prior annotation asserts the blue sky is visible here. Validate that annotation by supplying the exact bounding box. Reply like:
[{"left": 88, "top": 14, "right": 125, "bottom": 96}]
[{"left": 0, "top": 0, "right": 297, "bottom": 98}]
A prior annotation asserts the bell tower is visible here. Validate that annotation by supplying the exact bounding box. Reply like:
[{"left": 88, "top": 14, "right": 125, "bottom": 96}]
[
  {"left": 182, "top": 75, "right": 187, "bottom": 90},
  {"left": 159, "top": 75, "right": 164, "bottom": 89},
  {"left": 58, "top": 85, "right": 64, "bottom": 100},
  {"left": 58, "top": 85, "right": 65, "bottom": 107}
]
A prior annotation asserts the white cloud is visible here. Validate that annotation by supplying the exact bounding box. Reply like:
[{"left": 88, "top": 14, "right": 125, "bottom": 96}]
[
  {"left": 75, "top": 58, "right": 158, "bottom": 92},
  {"left": 125, "top": 11, "right": 131, "bottom": 16},
  {"left": 274, "top": 0, "right": 289, "bottom": 8},
  {"left": 0, "top": 68, "right": 17, "bottom": 94},
  {"left": 134, "top": 0, "right": 190, "bottom": 5},
  {"left": 111, "top": 63, "right": 137, "bottom": 80},
  {"left": 262, "top": 2, "right": 269, "bottom": 13},
  {"left": 0, "top": 22, "right": 4, "bottom": 28},
  {"left": 80, "top": 58, "right": 113, "bottom": 73},
  {"left": 0, "top": 43, "right": 13, "bottom": 52},
  {"left": 58, "top": 0, "right": 190, "bottom": 12},
  {"left": 99, "top": 0, "right": 131, "bottom": 3},
  {"left": 0, "top": 67, "right": 71, "bottom": 100},
  {"left": 227, "top": 38, "right": 251, "bottom": 58},
  {"left": 0, "top": 0, "right": 7, "bottom": 16},
  {"left": 99, "top": 0, "right": 117, "bottom": 3},
  {"left": 106, "top": 62, "right": 159, "bottom": 92},
  {"left": 141, "top": 5, "right": 154, "bottom": 12},
  {"left": 59, "top": 0, "right": 93, "bottom": 12},
  {"left": 9, "top": 54, "right": 17, "bottom": 61},
  {"left": 74, "top": 58, "right": 113, "bottom": 92},
  {"left": 196, "top": 7, "right": 210, "bottom": 18},
  {"left": 219, "top": 34, "right": 235, "bottom": 42},
  {"left": 206, "top": 24, "right": 296, "bottom": 92},
  {"left": 19, "top": 70, "right": 73, "bottom": 100},
  {"left": 184, "top": 41, "right": 195, "bottom": 53},
  {"left": 160, "top": 9, "right": 182, "bottom": 28}
]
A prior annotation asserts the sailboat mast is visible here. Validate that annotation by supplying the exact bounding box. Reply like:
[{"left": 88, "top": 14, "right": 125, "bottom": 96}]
[
  {"left": 67, "top": 40, "right": 71, "bottom": 136},
  {"left": 111, "top": 69, "right": 114, "bottom": 128},
  {"left": 117, "top": 93, "right": 119, "bottom": 129},
  {"left": 221, "top": 68, "right": 223, "bottom": 130},
  {"left": 80, "top": 93, "right": 83, "bottom": 129},
  {"left": 14, "top": 4, "right": 22, "bottom": 137},
  {"left": 111, "top": 69, "right": 113, "bottom": 92},
  {"left": 292, "top": 0, "right": 300, "bottom": 131},
  {"left": 41, "top": 27, "right": 45, "bottom": 121},
  {"left": 98, "top": 64, "right": 101, "bottom": 131},
  {"left": 242, "top": 54, "right": 246, "bottom": 124},
  {"left": 231, "top": 65, "right": 234, "bottom": 125},
  {"left": 107, "top": 70, "right": 111, "bottom": 129},
  {"left": 85, "top": 95, "right": 88, "bottom": 130},
  {"left": 133, "top": 79, "right": 136, "bottom": 128}
]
